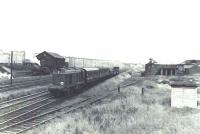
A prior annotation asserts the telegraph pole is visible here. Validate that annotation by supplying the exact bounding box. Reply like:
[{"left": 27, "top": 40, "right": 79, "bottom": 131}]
[
  {"left": 10, "top": 51, "right": 13, "bottom": 85},
  {"left": 83, "top": 58, "right": 85, "bottom": 68},
  {"left": 74, "top": 57, "right": 75, "bottom": 68}
]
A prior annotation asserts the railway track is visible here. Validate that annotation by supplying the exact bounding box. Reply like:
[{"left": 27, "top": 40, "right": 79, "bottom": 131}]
[
  {"left": 0, "top": 96, "right": 59, "bottom": 134},
  {"left": 0, "top": 87, "right": 126, "bottom": 134},
  {"left": 0, "top": 75, "right": 51, "bottom": 86},
  {"left": 0, "top": 76, "right": 143, "bottom": 134},
  {"left": 0, "top": 90, "right": 50, "bottom": 115},
  {"left": 120, "top": 76, "right": 143, "bottom": 88},
  {"left": 0, "top": 78, "right": 51, "bottom": 93},
  {"left": 0, "top": 95, "right": 106, "bottom": 134},
  {"left": 0, "top": 94, "right": 116, "bottom": 134},
  {"left": 0, "top": 90, "right": 48, "bottom": 105}
]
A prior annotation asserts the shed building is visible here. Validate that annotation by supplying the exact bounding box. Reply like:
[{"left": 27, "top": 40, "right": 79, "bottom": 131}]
[
  {"left": 36, "top": 51, "right": 65, "bottom": 71},
  {"left": 171, "top": 87, "right": 198, "bottom": 108},
  {"left": 145, "top": 63, "right": 179, "bottom": 76},
  {"left": 171, "top": 82, "right": 199, "bottom": 108},
  {"left": 143, "top": 59, "right": 189, "bottom": 76}
]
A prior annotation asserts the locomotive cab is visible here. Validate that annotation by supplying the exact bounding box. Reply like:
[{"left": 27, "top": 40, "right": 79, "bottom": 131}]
[
  {"left": 113, "top": 67, "right": 120, "bottom": 75},
  {"left": 48, "top": 68, "right": 85, "bottom": 96}
]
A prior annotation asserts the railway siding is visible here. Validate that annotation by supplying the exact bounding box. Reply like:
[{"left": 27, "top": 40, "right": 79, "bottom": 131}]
[
  {"left": 0, "top": 78, "right": 51, "bottom": 93},
  {"left": 0, "top": 72, "right": 137, "bottom": 134}
]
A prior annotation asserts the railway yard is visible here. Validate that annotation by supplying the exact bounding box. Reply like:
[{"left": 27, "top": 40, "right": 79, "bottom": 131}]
[
  {"left": 0, "top": 58, "right": 200, "bottom": 134},
  {"left": 26, "top": 74, "right": 200, "bottom": 134},
  {"left": 2, "top": 0, "right": 200, "bottom": 133},
  {"left": 0, "top": 62, "right": 200, "bottom": 134},
  {"left": 0, "top": 68, "right": 137, "bottom": 134}
]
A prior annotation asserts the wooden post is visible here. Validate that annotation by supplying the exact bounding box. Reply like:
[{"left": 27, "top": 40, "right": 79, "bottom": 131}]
[
  {"left": 118, "top": 85, "right": 120, "bottom": 93},
  {"left": 141, "top": 88, "right": 144, "bottom": 96},
  {"left": 10, "top": 51, "right": 13, "bottom": 85}
]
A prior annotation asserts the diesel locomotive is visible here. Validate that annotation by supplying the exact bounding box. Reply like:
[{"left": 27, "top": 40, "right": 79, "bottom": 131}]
[{"left": 48, "top": 67, "right": 119, "bottom": 96}]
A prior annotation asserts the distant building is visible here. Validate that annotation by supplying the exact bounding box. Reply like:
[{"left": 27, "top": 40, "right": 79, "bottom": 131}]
[
  {"left": 142, "top": 58, "right": 200, "bottom": 76},
  {"left": 13, "top": 51, "right": 25, "bottom": 64},
  {"left": 0, "top": 50, "right": 10, "bottom": 64},
  {"left": 144, "top": 63, "right": 182, "bottom": 76},
  {"left": 0, "top": 50, "right": 25, "bottom": 64},
  {"left": 36, "top": 51, "right": 65, "bottom": 71},
  {"left": 143, "top": 58, "right": 185, "bottom": 76}
]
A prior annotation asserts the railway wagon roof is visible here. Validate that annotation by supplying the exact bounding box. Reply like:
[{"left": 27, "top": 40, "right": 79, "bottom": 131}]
[
  {"left": 83, "top": 68, "right": 99, "bottom": 71},
  {"left": 54, "top": 69, "right": 82, "bottom": 74}
]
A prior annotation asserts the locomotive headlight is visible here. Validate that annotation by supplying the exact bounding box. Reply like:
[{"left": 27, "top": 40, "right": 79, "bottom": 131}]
[{"left": 60, "top": 81, "right": 64, "bottom": 86}]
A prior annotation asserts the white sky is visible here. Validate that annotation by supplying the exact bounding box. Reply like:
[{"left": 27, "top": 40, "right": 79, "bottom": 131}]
[{"left": 0, "top": 0, "right": 200, "bottom": 64}]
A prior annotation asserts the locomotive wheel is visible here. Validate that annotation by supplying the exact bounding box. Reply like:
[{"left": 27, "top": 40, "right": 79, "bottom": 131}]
[
  {"left": 51, "top": 90, "right": 63, "bottom": 97},
  {"left": 72, "top": 88, "right": 76, "bottom": 94},
  {"left": 64, "top": 90, "right": 70, "bottom": 97}
]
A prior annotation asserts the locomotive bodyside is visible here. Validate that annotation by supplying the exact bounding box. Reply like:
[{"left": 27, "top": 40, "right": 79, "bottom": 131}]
[{"left": 48, "top": 69, "right": 85, "bottom": 96}]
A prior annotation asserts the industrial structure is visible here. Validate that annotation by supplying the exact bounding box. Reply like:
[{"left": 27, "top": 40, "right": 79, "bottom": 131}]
[
  {"left": 36, "top": 51, "right": 65, "bottom": 72},
  {"left": 36, "top": 51, "right": 129, "bottom": 70},
  {"left": 143, "top": 58, "right": 200, "bottom": 76}
]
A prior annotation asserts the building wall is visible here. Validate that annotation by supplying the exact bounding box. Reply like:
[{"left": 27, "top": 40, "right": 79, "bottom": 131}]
[
  {"left": 144, "top": 62, "right": 190, "bottom": 76},
  {"left": 145, "top": 63, "right": 178, "bottom": 76},
  {"left": 171, "top": 87, "right": 197, "bottom": 108},
  {"left": 39, "top": 55, "right": 65, "bottom": 71}
]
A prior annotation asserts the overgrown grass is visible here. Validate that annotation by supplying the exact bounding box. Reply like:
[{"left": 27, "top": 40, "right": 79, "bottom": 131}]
[
  {"left": 26, "top": 76, "right": 200, "bottom": 134},
  {"left": 82, "top": 72, "right": 132, "bottom": 96}
]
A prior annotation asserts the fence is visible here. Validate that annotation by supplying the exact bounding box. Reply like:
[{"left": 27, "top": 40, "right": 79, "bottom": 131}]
[{"left": 65, "top": 57, "right": 124, "bottom": 68}]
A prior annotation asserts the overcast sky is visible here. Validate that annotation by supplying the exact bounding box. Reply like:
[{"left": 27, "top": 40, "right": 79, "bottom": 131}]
[{"left": 0, "top": 0, "right": 200, "bottom": 64}]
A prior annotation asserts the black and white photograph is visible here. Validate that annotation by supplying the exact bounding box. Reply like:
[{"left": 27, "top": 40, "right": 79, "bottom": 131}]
[{"left": 0, "top": 0, "right": 200, "bottom": 134}]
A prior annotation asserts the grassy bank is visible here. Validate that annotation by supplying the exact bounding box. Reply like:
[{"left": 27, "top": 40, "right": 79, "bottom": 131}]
[{"left": 26, "top": 77, "right": 200, "bottom": 134}]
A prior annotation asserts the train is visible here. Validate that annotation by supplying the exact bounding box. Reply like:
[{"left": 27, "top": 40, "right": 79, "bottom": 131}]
[{"left": 48, "top": 67, "right": 120, "bottom": 96}]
